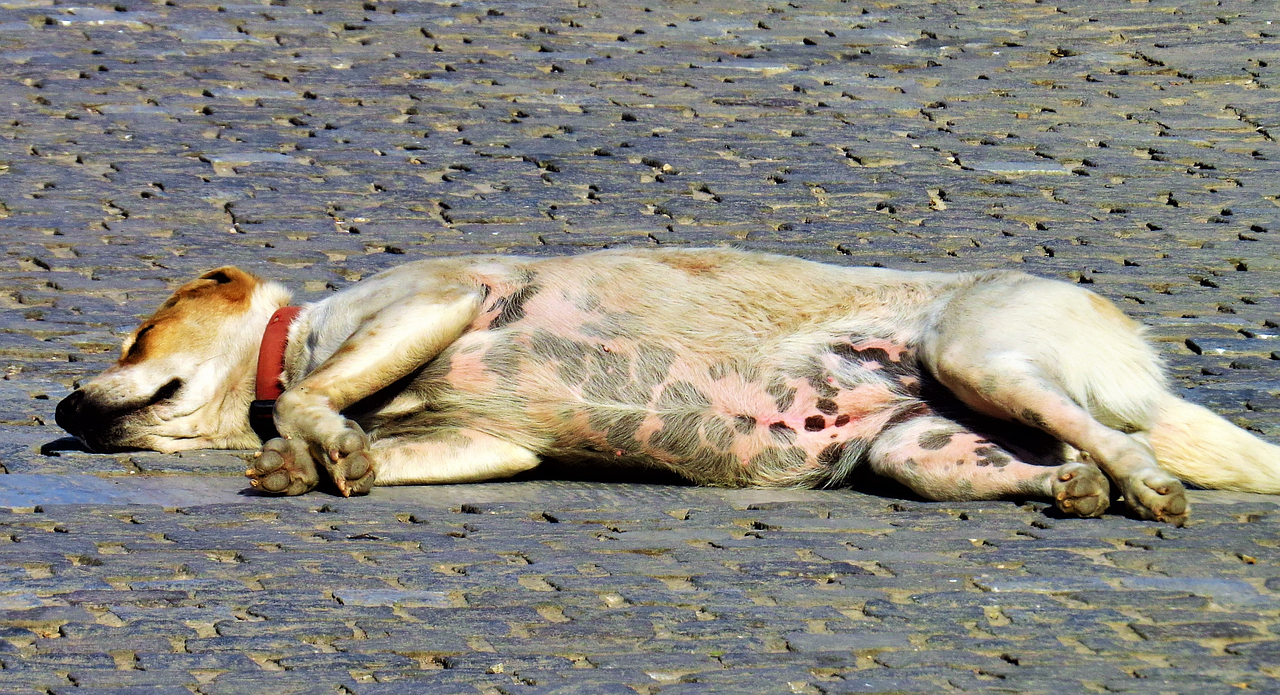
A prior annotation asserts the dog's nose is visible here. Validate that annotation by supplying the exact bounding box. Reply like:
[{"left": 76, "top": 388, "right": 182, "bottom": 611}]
[{"left": 55, "top": 389, "right": 86, "bottom": 435}]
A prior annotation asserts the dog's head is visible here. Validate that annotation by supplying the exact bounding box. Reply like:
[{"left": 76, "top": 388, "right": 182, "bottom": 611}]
[{"left": 56, "top": 267, "right": 290, "bottom": 453}]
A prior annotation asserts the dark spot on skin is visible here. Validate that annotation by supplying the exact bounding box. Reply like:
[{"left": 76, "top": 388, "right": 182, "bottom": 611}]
[
  {"left": 606, "top": 413, "right": 643, "bottom": 451},
  {"left": 884, "top": 401, "right": 932, "bottom": 430},
  {"left": 581, "top": 349, "right": 636, "bottom": 403},
  {"left": 689, "top": 448, "right": 740, "bottom": 483},
  {"left": 708, "top": 360, "right": 759, "bottom": 383},
  {"left": 804, "top": 415, "right": 825, "bottom": 432},
  {"left": 1020, "top": 409, "right": 1047, "bottom": 428},
  {"left": 657, "top": 381, "right": 712, "bottom": 410},
  {"left": 766, "top": 380, "right": 796, "bottom": 413},
  {"left": 831, "top": 342, "right": 918, "bottom": 378},
  {"left": 918, "top": 429, "right": 956, "bottom": 450},
  {"left": 530, "top": 329, "right": 591, "bottom": 366},
  {"left": 816, "top": 398, "right": 838, "bottom": 415},
  {"left": 768, "top": 421, "right": 796, "bottom": 444},
  {"left": 975, "top": 446, "right": 1012, "bottom": 468},
  {"left": 817, "top": 442, "right": 845, "bottom": 467},
  {"left": 479, "top": 341, "right": 524, "bottom": 379},
  {"left": 579, "top": 314, "right": 633, "bottom": 340},
  {"left": 650, "top": 412, "right": 702, "bottom": 455},
  {"left": 583, "top": 367, "right": 630, "bottom": 403},
  {"left": 833, "top": 414, "right": 850, "bottom": 427},
  {"left": 488, "top": 280, "right": 539, "bottom": 330},
  {"left": 633, "top": 344, "right": 676, "bottom": 394},
  {"left": 701, "top": 416, "right": 736, "bottom": 450},
  {"left": 793, "top": 355, "right": 839, "bottom": 399},
  {"left": 749, "top": 446, "right": 807, "bottom": 474},
  {"left": 733, "top": 415, "right": 757, "bottom": 434}
]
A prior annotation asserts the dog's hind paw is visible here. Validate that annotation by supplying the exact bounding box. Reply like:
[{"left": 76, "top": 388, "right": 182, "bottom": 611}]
[
  {"left": 1120, "top": 469, "right": 1187, "bottom": 527},
  {"left": 246, "top": 437, "right": 320, "bottom": 496},
  {"left": 1051, "top": 462, "right": 1109, "bottom": 518}
]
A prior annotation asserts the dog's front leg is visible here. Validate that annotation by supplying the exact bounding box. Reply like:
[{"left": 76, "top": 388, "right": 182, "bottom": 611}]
[{"left": 247, "top": 286, "right": 482, "bottom": 496}]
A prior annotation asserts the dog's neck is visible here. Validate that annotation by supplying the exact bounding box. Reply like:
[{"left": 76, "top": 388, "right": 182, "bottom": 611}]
[{"left": 249, "top": 306, "right": 303, "bottom": 441}]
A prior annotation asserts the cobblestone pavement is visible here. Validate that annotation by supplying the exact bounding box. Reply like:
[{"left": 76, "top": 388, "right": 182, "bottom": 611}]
[{"left": 0, "top": 0, "right": 1278, "bottom": 692}]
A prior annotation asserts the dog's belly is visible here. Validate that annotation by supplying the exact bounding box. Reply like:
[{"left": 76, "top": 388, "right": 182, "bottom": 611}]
[{"left": 422, "top": 319, "right": 923, "bottom": 487}]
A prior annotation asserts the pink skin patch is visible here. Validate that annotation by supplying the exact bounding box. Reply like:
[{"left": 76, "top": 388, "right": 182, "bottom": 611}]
[{"left": 444, "top": 342, "right": 498, "bottom": 392}]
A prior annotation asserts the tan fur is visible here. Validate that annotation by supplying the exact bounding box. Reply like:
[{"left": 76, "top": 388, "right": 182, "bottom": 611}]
[{"left": 56, "top": 248, "right": 1280, "bottom": 522}]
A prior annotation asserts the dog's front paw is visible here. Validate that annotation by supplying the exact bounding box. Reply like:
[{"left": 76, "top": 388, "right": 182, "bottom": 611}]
[
  {"left": 317, "top": 418, "right": 375, "bottom": 497},
  {"left": 1050, "top": 462, "right": 1109, "bottom": 518},
  {"left": 246, "top": 437, "right": 320, "bottom": 496},
  {"left": 1119, "top": 469, "right": 1187, "bottom": 526}
]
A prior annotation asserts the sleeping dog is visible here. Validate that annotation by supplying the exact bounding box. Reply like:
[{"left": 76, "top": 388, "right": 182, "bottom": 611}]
[{"left": 55, "top": 248, "right": 1280, "bottom": 525}]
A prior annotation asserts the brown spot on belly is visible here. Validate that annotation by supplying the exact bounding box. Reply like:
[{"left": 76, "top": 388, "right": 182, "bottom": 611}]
[
  {"left": 833, "top": 414, "right": 850, "bottom": 427},
  {"left": 804, "top": 415, "right": 826, "bottom": 432}
]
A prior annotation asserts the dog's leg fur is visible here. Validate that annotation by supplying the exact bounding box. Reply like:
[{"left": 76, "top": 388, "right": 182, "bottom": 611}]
[
  {"left": 370, "top": 428, "right": 540, "bottom": 485},
  {"left": 867, "top": 414, "right": 1110, "bottom": 516},
  {"left": 922, "top": 274, "right": 1188, "bottom": 525},
  {"left": 247, "top": 283, "right": 484, "bottom": 496}
]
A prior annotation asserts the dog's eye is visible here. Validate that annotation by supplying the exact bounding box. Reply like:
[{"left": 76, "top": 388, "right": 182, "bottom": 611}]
[{"left": 148, "top": 379, "right": 183, "bottom": 406}]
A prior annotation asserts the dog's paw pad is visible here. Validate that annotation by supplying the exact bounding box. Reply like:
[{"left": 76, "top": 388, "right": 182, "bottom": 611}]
[
  {"left": 1122, "top": 469, "right": 1187, "bottom": 526},
  {"left": 246, "top": 437, "right": 320, "bottom": 496},
  {"left": 332, "top": 419, "right": 368, "bottom": 456},
  {"left": 332, "top": 450, "right": 376, "bottom": 497},
  {"left": 1051, "top": 462, "right": 1109, "bottom": 518}
]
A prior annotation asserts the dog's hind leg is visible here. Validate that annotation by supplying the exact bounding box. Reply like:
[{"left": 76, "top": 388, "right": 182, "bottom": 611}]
[
  {"left": 249, "top": 283, "right": 484, "bottom": 496},
  {"left": 369, "top": 428, "right": 540, "bottom": 485},
  {"left": 922, "top": 274, "right": 1187, "bottom": 525},
  {"left": 868, "top": 414, "right": 1110, "bottom": 517}
]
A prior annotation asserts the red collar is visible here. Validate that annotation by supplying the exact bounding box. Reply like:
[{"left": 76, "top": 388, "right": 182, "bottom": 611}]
[{"left": 249, "top": 306, "right": 301, "bottom": 441}]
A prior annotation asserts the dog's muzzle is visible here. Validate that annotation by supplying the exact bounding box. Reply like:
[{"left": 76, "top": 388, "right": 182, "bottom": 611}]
[{"left": 54, "top": 389, "right": 134, "bottom": 452}]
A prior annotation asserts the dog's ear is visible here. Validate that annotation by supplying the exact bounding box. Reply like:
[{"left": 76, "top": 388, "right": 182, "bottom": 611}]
[
  {"left": 155, "top": 266, "right": 261, "bottom": 312},
  {"left": 198, "top": 266, "right": 258, "bottom": 287}
]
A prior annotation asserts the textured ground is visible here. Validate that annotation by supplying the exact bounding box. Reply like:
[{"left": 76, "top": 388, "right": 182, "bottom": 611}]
[{"left": 0, "top": 0, "right": 1278, "bottom": 692}]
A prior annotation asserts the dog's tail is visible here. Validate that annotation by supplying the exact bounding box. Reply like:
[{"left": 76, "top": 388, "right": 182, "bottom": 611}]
[{"left": 1144, "top": 393, "right": 1280, "bottom": 493}]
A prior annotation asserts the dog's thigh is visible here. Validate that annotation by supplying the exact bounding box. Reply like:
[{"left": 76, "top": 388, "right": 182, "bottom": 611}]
[
  {"left": 370, "top": 428, "right": 540, "bottom": 485},
  {"left": 921, "top": 277, "right": 1187, "bottom": 525},
  {"left": 868, "top": 415, "right": 1109, "bottom": 517},
  {"left": 274, "top": 287, "right": 483, "bottom": 496}
]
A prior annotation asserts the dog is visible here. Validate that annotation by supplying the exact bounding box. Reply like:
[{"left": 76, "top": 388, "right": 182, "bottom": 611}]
[{"left": 55, "top": 248, "right": 1280, "bottom": 525}]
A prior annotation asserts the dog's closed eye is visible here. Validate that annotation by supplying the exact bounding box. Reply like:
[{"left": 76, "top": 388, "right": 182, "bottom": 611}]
[{"left": 147, "top": 378, "right": 183, "bottom": 406}]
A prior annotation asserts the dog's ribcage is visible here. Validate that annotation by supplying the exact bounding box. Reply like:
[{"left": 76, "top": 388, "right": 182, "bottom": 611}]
[{"left": 355, "top": 254, "right": 946, "bottom": 487}]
